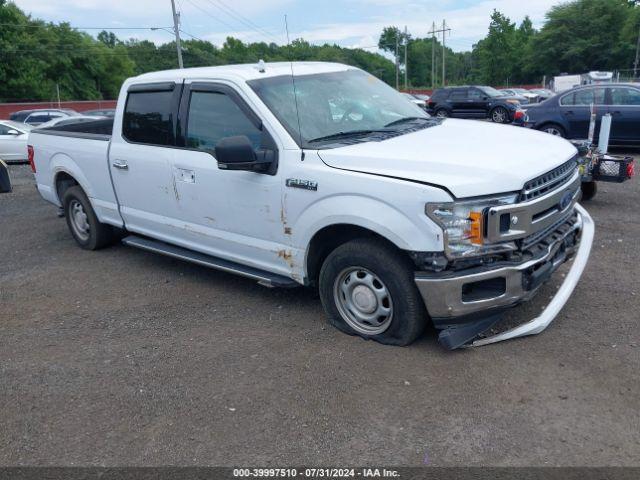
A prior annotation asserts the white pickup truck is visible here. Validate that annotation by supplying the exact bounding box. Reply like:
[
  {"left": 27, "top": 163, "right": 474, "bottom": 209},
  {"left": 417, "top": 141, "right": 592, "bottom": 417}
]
[{"left": 29, "top": 62, "right": 594, "bottom": 349}]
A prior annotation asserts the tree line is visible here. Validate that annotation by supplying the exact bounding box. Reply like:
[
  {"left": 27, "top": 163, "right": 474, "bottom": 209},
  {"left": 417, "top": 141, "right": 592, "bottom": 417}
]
[
  {"left": 381, "top": 0, "right": 639, "bottom": 88},
  {"left": 0, "top": 0, "right": 638, "bottom": 102}
]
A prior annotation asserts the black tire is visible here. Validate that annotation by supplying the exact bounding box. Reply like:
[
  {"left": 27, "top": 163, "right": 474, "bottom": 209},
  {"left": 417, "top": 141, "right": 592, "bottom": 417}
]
[
  {"left": 581, "top": 181, "right": 597, "bottom": 201},
  {"left": 63, "top": 185, "right": 115, "bottom": 250},
  {"left": 539, "top": 123, "right": 566, "bottom": 137},
  {"left": 435, "top": 108, "right": 449, "bottom": 118},
  {"left": 318, "top": 238, "right": 426, "bottom": 346},
  {"left": 491, "top": 106, "right": 509, "bottom": 124}
]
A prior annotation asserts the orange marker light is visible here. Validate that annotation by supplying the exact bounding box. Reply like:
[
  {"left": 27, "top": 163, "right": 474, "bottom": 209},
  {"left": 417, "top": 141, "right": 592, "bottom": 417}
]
[{"left": 468, "top": 211, "right": 484, "bottom": 245}]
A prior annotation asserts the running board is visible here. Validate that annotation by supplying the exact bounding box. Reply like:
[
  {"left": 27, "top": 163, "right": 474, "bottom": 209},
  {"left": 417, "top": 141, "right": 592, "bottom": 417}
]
[{"left": 121, "top": 235, "right": 298, "bottom": 288}]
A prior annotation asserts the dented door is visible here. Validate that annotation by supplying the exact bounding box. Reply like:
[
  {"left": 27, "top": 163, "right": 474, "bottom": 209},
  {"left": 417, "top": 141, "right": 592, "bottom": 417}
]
[{"left": 165, "top": 81, "right": 290, "bottom": 275}]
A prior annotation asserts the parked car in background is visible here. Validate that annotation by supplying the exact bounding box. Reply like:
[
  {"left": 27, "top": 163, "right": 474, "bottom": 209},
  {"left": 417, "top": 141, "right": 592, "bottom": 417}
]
[
  {"left": 15, "top": 109, "right": 79, "bottom": 127},
  {"left": 83, "top": 108, "right": 116, "bottom": 118},
  {"left": 0, "top": 158, "right": 11, "bottom": 193},
  {"left": 35, "top": 115, "right": 106, "bottom": 130},
  {"left": 427, "top": 85, "right": 524, "bottom": 123},
  {"left": 0, "top": 120, "right": 32, "bottom": 163},
  {"left": 412, "top": 93, "right": 430, "bottom": 102},
  {"left": 530, "top": 88, "right": 555, "bottom": 101},
  {"left": 511, "top": 88, "right": 540, "bottom": 103},
  {"left": 499, "top": 89, "right": 530, "bottom": 105},
  {"left": 10, "top": 108, "right": 78, "bottom": 124},
  {"left": 401, "top": 92, "right": 427, "bottom": 110},
  {"left": 523, "top": 83, "right": 640, "bottom": 145}
]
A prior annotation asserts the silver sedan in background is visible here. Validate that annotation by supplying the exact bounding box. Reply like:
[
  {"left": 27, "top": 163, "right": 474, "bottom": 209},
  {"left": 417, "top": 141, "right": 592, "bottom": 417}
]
[{"left": 0, "top": 120, "right": 33, "bottom": 163}]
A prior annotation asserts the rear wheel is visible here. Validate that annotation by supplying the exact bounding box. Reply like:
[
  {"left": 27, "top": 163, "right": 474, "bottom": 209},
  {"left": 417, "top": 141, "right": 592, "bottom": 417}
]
[
  {"left": 318, "top": 238, "right": 426, "bottom": 346},
  {"left": 63, "top": 185, "right": 116, "bottom": 250},
  {"left": 435, "top": 108, "right": 449, "bottom": 118},
  {"left": 540, "top": 123, "right": 566, "bottom": 137},
  {"left": 491, "top": 106, "right": 509, "bottom": 124}
]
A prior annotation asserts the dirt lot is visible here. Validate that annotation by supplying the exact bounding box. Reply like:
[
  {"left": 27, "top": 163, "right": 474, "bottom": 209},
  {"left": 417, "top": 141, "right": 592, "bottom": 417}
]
[{"left": 1, "top": 159, "right": 639, "bottom": 467}]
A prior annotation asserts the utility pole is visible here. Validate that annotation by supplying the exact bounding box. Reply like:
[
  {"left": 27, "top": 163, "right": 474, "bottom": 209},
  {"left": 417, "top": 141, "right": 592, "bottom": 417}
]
[
  {"left": 634, "top": 25, "right": 640, "bottom": 80},
  {"left": 395, "top": 32, "right": 399, "bottom": 90},
  {"left": 429, "top": 21, "right": 450, "bottom": 88},
  {"left": 404, "top": 25, "right": 408, "bottom": 90},
  {"left": 431, "top": 22, "right": 436, "bottom": 89},
  {"left": 170, "top": 0, "right": 184, "bottom": 69},
  {"left": 441, "top": 20, "right": 450, "bottom": 86}
]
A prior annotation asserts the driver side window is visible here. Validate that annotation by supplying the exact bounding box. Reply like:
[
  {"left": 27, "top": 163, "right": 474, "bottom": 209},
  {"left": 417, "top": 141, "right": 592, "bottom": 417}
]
[
  {"left": 468, "top": 89, "right": 483, "bottom": 100},
  {"left": 186, "top": 91, "right": 262, "bottom": 152}
]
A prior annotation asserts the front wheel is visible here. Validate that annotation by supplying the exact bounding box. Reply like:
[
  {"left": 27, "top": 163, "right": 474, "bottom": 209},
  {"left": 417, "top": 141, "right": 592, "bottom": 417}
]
[
  {"left": 491, "top": 107, "right": 509, "bottom": 124},
  {"left": 318, "top": 238, "right": 426, "bottom": 346},
  {"left": 435, "top": 108, "right": 449, "bottom": 118}
]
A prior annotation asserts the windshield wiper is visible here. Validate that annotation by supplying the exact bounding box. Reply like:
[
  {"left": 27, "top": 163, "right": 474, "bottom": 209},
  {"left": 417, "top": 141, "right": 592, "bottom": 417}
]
[
  {"left": 307, "top": 129, "right": 390, "bottom": 144},
  {"left": 384, "top": 116, "right": 431, "bottom": 127}
]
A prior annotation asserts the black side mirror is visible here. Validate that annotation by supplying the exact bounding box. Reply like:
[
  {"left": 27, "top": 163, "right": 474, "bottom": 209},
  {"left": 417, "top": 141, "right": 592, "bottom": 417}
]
[
  {"left": 0, "top": 161, "right": 12, "bottom": 193},
  {"left": 215, "top": 135, "right": 275, "bottom": 174}
]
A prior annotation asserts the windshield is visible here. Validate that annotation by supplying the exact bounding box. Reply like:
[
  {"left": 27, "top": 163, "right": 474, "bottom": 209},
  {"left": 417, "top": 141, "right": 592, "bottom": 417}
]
[
  {"left": 248, "top": 69, "right": 429, "bottom": 148},
  {"left": 479, "top": 86, "right": 504, "bottom": 98},
  {"left": 513, "top": 88, "right": 529, "bottom": 94}
]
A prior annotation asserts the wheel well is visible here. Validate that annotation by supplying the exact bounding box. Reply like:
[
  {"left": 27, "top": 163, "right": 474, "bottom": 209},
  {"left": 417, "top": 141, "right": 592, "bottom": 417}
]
[
  {"left": 54, "top": 172, "right": 79, "bottom": 203},
  {"left": 305, "top": 224, "right": 403, "bottom": 286}
]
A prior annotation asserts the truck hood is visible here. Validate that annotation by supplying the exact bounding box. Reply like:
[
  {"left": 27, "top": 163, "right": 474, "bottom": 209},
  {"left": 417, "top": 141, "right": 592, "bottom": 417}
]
[{"left": 317, "top": 118, "right": 577, "bottom": 198}]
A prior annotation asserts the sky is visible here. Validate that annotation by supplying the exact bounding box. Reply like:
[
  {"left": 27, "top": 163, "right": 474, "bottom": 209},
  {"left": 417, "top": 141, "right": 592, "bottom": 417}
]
[{"left": 13, "top": 0, "right": 564, "bottom": 53}]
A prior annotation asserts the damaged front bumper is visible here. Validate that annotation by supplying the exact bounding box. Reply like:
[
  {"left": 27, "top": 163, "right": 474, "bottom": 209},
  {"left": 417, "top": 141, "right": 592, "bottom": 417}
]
[{"left": 414, "top": 204, "right": 594, "bottom": 349}]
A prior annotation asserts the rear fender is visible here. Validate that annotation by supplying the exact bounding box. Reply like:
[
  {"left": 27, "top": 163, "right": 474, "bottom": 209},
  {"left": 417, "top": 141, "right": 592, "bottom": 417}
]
[{"left": 50, "top": 153, "right": 95, "bottom": 205}]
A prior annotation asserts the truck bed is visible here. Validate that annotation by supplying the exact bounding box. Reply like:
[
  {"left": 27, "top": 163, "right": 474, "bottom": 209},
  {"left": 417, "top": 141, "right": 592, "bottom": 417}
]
[
  {"left": 35, "top": 118, "right": 114, "bottom": 140},
  {"left": 30, "top": 119, "right": 122, "bottom": 227}
]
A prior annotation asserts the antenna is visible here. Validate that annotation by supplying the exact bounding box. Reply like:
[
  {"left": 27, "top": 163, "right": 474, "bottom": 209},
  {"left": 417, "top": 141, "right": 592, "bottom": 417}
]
[{"left": 285, "top": 14, "right": 304, "bottom": 154}]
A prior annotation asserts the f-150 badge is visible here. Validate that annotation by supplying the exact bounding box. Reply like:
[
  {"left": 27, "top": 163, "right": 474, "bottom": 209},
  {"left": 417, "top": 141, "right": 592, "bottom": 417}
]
[{"left": 286, "top": 179, "right": 318, "bottom": 191}]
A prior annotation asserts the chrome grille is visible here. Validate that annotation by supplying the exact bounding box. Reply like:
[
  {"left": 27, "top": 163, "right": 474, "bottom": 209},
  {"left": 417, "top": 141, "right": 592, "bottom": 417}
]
[{"left": 521, "top": 157, "right": 577, "bottom": 201}]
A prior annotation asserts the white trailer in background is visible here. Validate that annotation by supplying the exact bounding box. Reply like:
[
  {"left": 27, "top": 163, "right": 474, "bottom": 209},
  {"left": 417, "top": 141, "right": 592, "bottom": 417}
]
[{"left": 553, "top": 74, "right": 581, "bottom": 93}]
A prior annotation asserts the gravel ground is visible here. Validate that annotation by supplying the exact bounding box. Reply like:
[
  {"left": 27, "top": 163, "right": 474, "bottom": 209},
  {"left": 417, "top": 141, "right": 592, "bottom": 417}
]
[{"left": 0, "top": 159, "right": 639, "bottom": 467}]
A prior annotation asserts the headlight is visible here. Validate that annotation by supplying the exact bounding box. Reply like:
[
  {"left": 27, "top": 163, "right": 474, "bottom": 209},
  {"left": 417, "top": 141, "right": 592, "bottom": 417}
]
[
  {"left": 506, "top": 99, "right": 520, "bottom": 105},
  {"left": 426, "top": 194, "right": 518, "bottom": 258}
]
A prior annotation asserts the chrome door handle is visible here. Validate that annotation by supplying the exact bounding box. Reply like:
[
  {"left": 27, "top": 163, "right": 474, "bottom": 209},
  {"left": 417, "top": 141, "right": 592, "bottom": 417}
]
[{"left": 113, "top": 160, "right": 128, "bottom": 170}]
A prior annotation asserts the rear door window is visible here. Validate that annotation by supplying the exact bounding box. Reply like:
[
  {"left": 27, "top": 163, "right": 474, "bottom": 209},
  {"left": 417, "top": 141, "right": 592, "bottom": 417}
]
[
  {"left": 123, "top": 90, "right": 175, "bottom": 145},
  {"left": 562, "top": 88, "right": 605, "bottom": 106}
]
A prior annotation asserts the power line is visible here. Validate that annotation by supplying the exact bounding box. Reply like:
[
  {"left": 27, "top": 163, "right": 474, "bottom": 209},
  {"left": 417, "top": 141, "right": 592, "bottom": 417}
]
[
  {"left": 0, "top": 23, "right": 173, "bottom": 30},
  {"left": 179, "top": 29, "right": 208, "bottom": 43},
  {"left": 201, "top": 0, "right": 281, "bottom": 42},
  {"left": 182, "top": 0, "right": 279, "bottom": 43}
]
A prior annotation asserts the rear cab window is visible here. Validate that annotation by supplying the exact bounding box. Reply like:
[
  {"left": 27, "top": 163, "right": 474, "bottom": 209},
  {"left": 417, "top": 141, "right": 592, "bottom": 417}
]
[{"left": 123, "top": 84, "right": 177, "bottom": 145}]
